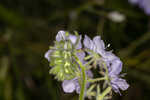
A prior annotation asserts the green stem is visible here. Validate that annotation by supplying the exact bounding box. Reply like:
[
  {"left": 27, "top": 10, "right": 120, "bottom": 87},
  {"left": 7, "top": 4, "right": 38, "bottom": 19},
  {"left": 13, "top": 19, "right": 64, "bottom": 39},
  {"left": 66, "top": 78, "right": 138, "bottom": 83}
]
[
  {"left": 96, "top": 85, "right": 101, "bottom": 100},
  {"left": 73, "top": 53, "right": 87, "bottom": 100},
  {"left": 96, "top": 61, "right": 112, "bottom": 100},
  {"left": 79, "top": 66, "right": 86, "bottom": 100},
  {"left": 88, "top": 77, "right": 106, "bottom": 83},
  {"left": 97, "top": 87, "right": 112, "bottom": 100}
]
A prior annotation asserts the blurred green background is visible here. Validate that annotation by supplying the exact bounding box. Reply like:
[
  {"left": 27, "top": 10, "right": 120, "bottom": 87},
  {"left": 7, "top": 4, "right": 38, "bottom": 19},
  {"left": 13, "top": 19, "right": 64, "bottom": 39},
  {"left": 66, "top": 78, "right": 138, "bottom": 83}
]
[{"left": 0, "top": 0, "right": 150, "bottom": 100}]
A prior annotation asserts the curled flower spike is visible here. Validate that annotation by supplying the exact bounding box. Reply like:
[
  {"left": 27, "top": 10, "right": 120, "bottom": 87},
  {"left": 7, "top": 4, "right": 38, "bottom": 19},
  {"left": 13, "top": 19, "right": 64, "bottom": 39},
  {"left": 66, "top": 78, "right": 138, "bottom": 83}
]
[
  {"left": 45, "top": 30, "right": 82, "bottom": 63},
  {"left": 44, "top": 30, "right": 83, "bottom": 81}
]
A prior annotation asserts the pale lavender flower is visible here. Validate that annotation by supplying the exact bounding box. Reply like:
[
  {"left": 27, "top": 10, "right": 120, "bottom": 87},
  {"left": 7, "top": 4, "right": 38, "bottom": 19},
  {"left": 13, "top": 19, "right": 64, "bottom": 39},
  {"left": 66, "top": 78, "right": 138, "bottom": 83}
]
[
  {"left": 110, "top": 76, "right": 129, "bottom": 94},
  {"left": 62, "top": 77, "right": 79, "bottom": 93},
  {"left": 62, "top": 70, "right": 93, "bottom": 94},
  {"left": 129, "top": 0, "right": 150, "bottom": 15},
  {"left": 56, "top": 30, "right": 82, "bottom": 49},
  {"left": 140, "top": 0, "right": 150, "bottom": 14},
  {"left": 83, "top": 35, "right": 118, "bottom": 68},
  {"left": 83, "top": 35, "right": 129, "bottom": 93},
  {"left": 108, "top": 58, "right": 129, "bottom": 94}
]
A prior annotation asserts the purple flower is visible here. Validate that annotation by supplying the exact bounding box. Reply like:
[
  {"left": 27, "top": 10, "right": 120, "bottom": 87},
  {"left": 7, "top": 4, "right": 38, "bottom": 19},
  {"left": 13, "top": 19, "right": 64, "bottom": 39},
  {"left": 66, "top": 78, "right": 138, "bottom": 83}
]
[
  {"left": 62, "top": 70, "right": 93, "bottom": 94},
  {"left": 129, "top": 0, "right": 150, "bottom": 15},
  {"left": 140, "top": 0, "right": 150, "bottom": 14},
  {"left": 83, "top": 35, "right": 105, "bottom": 56},
  {"left": 56, "top": 30, "right": 82, "bottom": 49},
  {"left": 83, "top": 35, "right": 119, "bottom": 68},
  {"left": 110, "top": 76, "right": 129, "bottom": 94},
  {"left": 83, "top": 35, "right": 129, "bottom": 93},
  {"left": 108, "top": 58, "right": 129, "bottom": 94},
  {"left": 62, "top": 77, "right": 80, "bottom": 93}
]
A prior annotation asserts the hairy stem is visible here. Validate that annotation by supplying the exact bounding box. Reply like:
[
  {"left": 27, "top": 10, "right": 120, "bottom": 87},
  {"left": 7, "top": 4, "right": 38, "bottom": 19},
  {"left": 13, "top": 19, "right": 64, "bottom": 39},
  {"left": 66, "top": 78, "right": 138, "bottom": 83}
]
[
  {"left": 79, "top": 65, "right": 86, "bottom": 100},
  {"left": 96, "top": 61, "right": 112, "bottom": 100},
  {"left": 73, "top": 53, "right": 87, "bottom": 100},
  {"left": 96, "top": 87, "right": 112, "bottom": 100},
  {"left": 88, "top": 77, "right": 106, "bottom": 83}
]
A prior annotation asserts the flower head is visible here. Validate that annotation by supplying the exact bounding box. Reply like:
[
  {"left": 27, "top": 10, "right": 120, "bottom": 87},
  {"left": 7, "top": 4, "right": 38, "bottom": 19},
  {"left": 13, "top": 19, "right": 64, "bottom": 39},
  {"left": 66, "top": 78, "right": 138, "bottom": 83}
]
[
  {"left": 44, "top": 30, "right": 83, "bottom": 81},
  {"left": 83, "top": 35, "right": 129, "bottom": 93}
]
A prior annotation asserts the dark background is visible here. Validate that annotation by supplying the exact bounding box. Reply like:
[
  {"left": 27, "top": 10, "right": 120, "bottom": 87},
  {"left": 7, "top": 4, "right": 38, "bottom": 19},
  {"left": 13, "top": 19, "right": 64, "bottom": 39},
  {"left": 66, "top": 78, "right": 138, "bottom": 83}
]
[{"left": 0, "top": 0, "right": 150, "bottom": 100}]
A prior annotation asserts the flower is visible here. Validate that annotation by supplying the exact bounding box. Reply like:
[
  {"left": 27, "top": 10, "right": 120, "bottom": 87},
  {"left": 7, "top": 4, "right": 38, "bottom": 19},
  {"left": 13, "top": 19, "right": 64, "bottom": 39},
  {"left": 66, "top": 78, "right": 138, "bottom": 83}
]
[
  {"left": 108, "top": 58, "right": 129, "bottom": 94},
  {"left": 83, "top": 35, "right": 117, "bottom": 68},
  {"left": 110, "top": 76, "right": 129, "bottom": 94},
  {"left": 129, "top": 0, "right": 150, "bottom": 15},
  {"left": 62, "top": 70, "right": 93, "bottom": 94},
  {"left": 62, "top": 77, "right": 79, "bottom": 93},
  {"left": 56, "top": 30, "right": 82, "bottom": 49},
  {"left": 83, "top": 35, "right": 129, "bottom": 93}
]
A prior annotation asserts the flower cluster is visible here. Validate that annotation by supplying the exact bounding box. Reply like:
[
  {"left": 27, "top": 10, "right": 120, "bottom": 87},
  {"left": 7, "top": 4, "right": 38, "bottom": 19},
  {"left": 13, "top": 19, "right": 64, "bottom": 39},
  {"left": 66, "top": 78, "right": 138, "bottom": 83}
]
[
  {"left": 45, "top": 30, "right": 129, "bottom": 99},
  {"left": 45, "top": 31, "right": 93, "bottom": 93},
  {"left": 83, "top": 35, "right": 129, "bottom": 94},
  {"left": 129, "top": 0, "right": 150, "bottom": 15}
]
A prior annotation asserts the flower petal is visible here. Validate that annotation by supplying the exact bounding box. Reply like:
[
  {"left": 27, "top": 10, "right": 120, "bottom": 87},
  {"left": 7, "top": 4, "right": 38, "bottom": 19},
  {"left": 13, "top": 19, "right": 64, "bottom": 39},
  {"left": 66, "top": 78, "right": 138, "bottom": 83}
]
[
  {"left": 56, "top": 30, "right": 66, "bottom": 41},
  {"left": 111, "top": 77, "right": 129, "bottom": 93},
  {"left": 69, "top": 34, "right": 77, "bottom": 44},
  {"left": 93, "top": 36, "right": 105, "bottom": 55},
  {"left": 103, "top": 51, "right": 117, "bottom": 61},
  {"left": 83, "top": 35, "right": 95, "bottom": 51},
  {"left": 109, "top": 59, "right": 123, "bottom": 76},
  {"left": 44, "top": 50, "right": 53, "bottom": 61},
  {"left": 62, "top": 79, "right": 76, "bottom": 93},
  {"left": 69, "top": 35, "right": 82, "bottom": 49},
  {"left": 111, "top": 83, "right": 120, "bottom": 93},
  {"left": 116, "top": 78, "right": 129, "bottom": 91}
]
